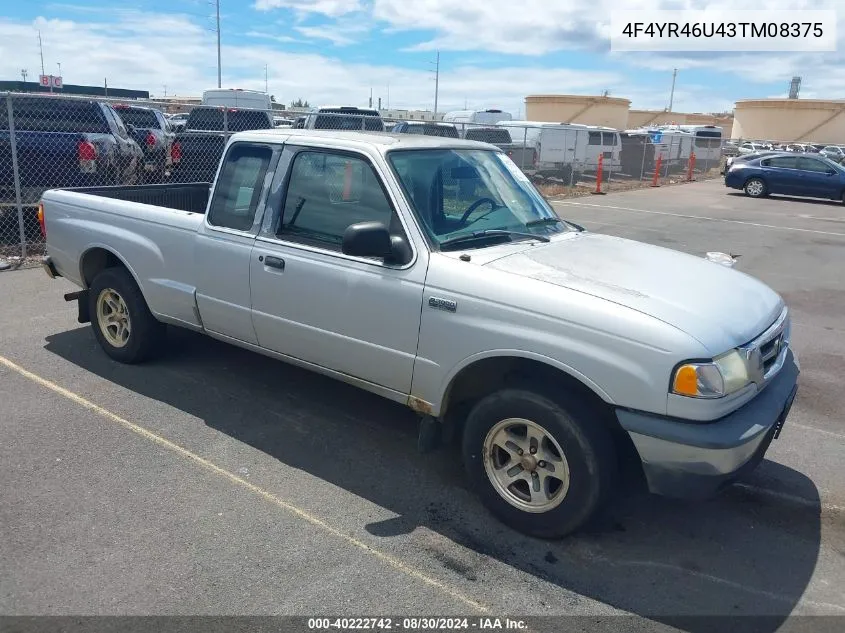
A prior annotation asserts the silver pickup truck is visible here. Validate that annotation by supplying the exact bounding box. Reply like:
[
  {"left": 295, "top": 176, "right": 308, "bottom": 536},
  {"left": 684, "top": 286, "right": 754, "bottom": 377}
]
[{"left": 39, "top": 130, "right": 799, "bottom": 539}]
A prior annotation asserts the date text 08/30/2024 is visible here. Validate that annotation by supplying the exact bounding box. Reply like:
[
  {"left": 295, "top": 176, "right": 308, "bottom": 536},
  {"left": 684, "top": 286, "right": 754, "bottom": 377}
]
[{"left": 307, "top": 617, "right": 528, "bottom": 630}]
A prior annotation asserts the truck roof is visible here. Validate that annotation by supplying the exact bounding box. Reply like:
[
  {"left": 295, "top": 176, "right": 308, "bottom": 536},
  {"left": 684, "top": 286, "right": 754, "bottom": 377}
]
[{"left": 232, "top": 129, "right": 503, "bottom": 152}]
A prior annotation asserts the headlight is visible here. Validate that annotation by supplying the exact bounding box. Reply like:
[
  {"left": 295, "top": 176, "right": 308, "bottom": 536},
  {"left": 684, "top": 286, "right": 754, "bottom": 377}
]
[{"left": 671, "top": 350, "right": 751, "bottom": 398}]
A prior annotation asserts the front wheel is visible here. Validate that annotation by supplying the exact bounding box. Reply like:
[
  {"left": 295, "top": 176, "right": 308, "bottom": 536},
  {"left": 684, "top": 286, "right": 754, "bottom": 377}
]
[
  {"left": 88, "top": 267, "right": 166, "bottom": 364},
  {"left": 462, "top": 388, "right": 616, "bottom": 539},
  {"left": 744, "top": 177, "right": 767, "bottom": 198}
]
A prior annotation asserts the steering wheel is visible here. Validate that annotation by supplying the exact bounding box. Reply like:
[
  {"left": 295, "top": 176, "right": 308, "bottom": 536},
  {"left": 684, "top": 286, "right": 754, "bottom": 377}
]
[{"left": 458, "top": 197, "right": 497, "bottom": 226}]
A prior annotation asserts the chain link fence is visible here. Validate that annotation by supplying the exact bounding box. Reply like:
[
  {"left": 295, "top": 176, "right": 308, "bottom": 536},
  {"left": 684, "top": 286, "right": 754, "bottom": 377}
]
[{"left": 0, "top": 92, "right": 756, "bottom": 271}]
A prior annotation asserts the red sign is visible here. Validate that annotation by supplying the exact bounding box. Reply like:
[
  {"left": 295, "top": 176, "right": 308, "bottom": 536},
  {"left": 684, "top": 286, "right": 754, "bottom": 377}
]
[
  {"left": 39, "top": 74, "right": 51, "bottom": 87},
  {"left": 52, "top": 76, "right": 63, "bottom": 88}
]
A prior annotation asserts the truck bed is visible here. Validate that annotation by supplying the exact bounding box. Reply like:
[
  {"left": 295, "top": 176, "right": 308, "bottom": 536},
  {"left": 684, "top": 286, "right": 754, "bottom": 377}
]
[{"left": 65, "top": 182, "right": 211, "bottom": 214}]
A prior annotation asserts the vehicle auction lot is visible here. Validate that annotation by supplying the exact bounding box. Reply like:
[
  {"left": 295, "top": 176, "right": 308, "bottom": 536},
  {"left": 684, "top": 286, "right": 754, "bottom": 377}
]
[{"left": 1, "top": 180, "right": 844, "bottom": 630}]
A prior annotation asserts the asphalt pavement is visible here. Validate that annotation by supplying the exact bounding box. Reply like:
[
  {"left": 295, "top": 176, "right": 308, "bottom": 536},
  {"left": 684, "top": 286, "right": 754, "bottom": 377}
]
[{"left": 1, "top": 179, "right": 843, "bottom": 631}]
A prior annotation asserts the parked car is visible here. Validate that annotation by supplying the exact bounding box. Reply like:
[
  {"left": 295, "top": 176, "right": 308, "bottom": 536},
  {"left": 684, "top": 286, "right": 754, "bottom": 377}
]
[
  {"left": 302, "top": 106, "right": 384, "bottom": 131},
  {"left": 391, "top": 121, "right": 459, "bottom": 138},
  {"left": 113, "top": 104, "right": 175, "bottom": 182},
  {"left": 724, "top": 152, "right": 845, "bottom": 202},
  {"left": 169, "top": 106, "right": 274, "bottom": 183},
  {"left": 167, "top": 112, "right": 190, "bottom": 131},
  {"left": 40, "top": 130, "right": 799, "bottom": 539},
  {"left": 462, "top": 127, "right": 514, "bottom": 151},
  {"left": 1, "top": 95, "right": 143, "bottom": 207},
  {"left": 819, "top": 145, "right": 845, "bottom": 164},
  {"left": 721, "top": 150, "right": 781, "bottom": 175},
  {"left": 737, "top": 141, "right": 769, "bottom": 155}
]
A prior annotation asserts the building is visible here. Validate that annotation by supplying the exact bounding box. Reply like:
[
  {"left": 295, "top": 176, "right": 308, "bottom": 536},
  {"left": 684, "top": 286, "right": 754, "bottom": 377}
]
[
  {"left": 732, "top": 98, "right": 845, "bottom": 143},
  {"left": 0, "top": 80, "right": 149, "bottom": 100},
  {"left": 525, "top": 95, "right": 631, "bottom": 129}
]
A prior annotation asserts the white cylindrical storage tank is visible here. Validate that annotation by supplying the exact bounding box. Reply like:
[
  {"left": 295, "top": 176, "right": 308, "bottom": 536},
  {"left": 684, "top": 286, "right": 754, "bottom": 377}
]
[
  {"left": 732, "top": 99, "right": 845, "bottom": 143},
  {"left": 525, "top": 95, "right": 630, "bottom": 129}
]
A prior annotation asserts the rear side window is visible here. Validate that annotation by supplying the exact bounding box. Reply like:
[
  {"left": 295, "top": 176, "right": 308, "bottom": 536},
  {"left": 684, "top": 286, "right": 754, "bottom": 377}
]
[
  {"left": 588, "top": 132, "right": 602, "bottom": 146},
  {"left": 602, "top": 132, "right": 616, "bottom": 146},
  {"left": 277, "top": 151, "right": 394, "bottom": 250},
  {"left": 207, "top": 144, "right": 272, "bottom": 231},
  {"left": 763, "top": 156, "right": 797, "bottom": 169},
  {"left": 2, "top": 98, "right": 109, "bottom": 133},
  {"left": 114, "top": 107, "right": 159, "bottom": 128}
]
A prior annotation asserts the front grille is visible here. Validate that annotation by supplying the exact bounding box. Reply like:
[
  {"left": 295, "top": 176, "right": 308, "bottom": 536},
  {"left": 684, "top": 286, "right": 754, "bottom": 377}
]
[
  {"left": 740, "top": 307, "right": 790, "bottom": 387},
  {"left": 760, "top": 332, "right": 784, "bottom": 374}
]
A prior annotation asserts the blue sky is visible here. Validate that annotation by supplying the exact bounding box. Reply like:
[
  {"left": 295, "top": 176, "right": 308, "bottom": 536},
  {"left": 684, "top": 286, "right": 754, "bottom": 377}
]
[{"left": 0, "top": 1, "right": 842, "bottom": 115}]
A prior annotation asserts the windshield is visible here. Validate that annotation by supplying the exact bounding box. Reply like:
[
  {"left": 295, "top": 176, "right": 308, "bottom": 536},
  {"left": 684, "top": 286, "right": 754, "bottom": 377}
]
[{"left": 387, "top": 148, "right": 570, "bottom": 249}]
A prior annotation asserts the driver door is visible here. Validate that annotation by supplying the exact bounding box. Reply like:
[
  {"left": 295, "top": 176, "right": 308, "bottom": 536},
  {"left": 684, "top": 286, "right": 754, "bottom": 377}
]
[{"left": 249, "top": 147, "right": 427, "bottom": 395}]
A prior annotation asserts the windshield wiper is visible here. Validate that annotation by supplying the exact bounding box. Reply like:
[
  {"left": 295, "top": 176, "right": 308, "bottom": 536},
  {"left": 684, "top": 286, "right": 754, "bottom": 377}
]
[
  {"left": 439, "top": 229, "right": 550, "bottom": 251},
  {"left": 524, "top": 217, "right": 561, "bottom": 227}
]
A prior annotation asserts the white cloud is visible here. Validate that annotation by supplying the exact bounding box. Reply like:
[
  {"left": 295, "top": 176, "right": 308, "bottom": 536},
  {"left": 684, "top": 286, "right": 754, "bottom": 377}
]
[
  {"left": 293, "top": 23, "right": 369, "bottom": 46},
  {"left": 253, "top": 0, "right": 364, "bottom": 18},
  {"left": 0, "top": 13, "right": 623, "bottom": 113}
]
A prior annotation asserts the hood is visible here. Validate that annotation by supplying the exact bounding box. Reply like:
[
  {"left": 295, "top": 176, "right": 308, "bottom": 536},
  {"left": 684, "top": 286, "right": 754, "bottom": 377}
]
[{"left": 484, "top": 232, "right": 783, "bottom": 354}]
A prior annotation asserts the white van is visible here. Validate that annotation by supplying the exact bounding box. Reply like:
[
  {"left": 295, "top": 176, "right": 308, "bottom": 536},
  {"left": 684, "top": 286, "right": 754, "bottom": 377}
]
[
  {"left": 496, "top": 121, "right": 583, "bottom": 180},
  {"left": 442, "top": 109, "right": 513, "bottom": 126},
  {"left": 202, "top": 89, "right": 272, "bottom": 111},
  {"left": 579, "top": 124, "right": 622, "bottom": 172}
]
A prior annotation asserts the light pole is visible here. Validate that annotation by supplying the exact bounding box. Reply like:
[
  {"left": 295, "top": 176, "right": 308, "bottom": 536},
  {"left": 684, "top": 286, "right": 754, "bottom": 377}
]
[
  {"left": 21, "top": 69, "right": 28, "bottom": 82},
  {"left": 668, "top": 68, "right": 677, "bottom": 112}
]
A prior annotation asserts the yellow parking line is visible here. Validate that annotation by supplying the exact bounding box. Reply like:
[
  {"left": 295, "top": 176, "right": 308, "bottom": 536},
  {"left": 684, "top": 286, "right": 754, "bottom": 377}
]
[{"left": 0, "top": 354, "right": 488, "bottom": 614}]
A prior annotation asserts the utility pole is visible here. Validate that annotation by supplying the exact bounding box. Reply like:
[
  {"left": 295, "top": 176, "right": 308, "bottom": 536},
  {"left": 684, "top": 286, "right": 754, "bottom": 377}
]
[
  {"left": 38, "top": 30, "right": 51, "bottom": 93},
  {"left": 216, "top": 0, "right": 222, "bottom": 88},
  {"left": 38, "top": 31, "right": 45, "bottom": 76},
  {"left": 430, "top": 51, "right": 440, "bottom": 116},
  {"left": 668, "top": 68, "right": 677, "bottom": 112}
]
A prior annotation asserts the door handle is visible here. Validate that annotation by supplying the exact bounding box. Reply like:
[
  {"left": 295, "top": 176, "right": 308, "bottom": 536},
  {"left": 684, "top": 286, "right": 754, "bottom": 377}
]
[{"left": 261, "top": 255, "right": 285, "bottom": 270}]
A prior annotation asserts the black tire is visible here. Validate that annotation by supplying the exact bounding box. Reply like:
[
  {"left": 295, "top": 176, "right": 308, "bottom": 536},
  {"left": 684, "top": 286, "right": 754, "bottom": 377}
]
[
  {"left": 744, "top": 177, "right": 767, "bottom": 198},
  {"left": 88, "top": 267, "right": 165, "bottom": 364},
  {"left": 462, "top": 388, "right": 616, "bottom": 539}
]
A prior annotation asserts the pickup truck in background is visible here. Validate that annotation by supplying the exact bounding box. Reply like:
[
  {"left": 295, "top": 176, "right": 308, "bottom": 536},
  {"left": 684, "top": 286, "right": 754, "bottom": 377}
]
[
  {"left": 1, "top": 95, "right": 143, "bottom": 205},
  {"left": 113, "top": 104, "right": 175, "bottom": 183},
  {"left": 40, "top": 129, "right": 799, "bottom": 539},
  {"left": 169, "top": 106, "right": 273, "bottom": 183}
]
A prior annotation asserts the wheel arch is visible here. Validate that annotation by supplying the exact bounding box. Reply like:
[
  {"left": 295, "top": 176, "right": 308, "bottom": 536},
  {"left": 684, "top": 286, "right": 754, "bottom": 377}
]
[
  {"left": 439, "top": 351, "right": 614, "bottom": 419},
  {"left": 79, "top": 245, "right": 144, "bottom": 292}
]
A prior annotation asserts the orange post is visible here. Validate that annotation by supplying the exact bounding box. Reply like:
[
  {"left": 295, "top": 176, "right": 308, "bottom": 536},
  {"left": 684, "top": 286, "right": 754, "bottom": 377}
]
[
  {"left": 651, "top": 154, "right": 663, "bottom": 187},
  {"left": 591, "top": 154, "right": 606, "bottom": 195},
  {"left": 687, "top": 152, "right": 696, "bottom": 181}
]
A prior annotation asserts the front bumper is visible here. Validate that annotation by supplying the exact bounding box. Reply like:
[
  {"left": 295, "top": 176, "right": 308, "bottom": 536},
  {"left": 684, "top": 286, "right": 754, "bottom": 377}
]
[{"left": 617, "top": 350, "right": 799, "bottom": 499}]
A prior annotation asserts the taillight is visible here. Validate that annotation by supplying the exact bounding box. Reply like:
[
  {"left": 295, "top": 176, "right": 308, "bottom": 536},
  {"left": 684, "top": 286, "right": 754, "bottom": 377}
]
[
  {"left": 171, "top": 142, "right": 182, "bottom": 164},
  {"left": 78, "top": 140, "right": 97, "bottom": 173},
  {"left": 37, "top": 202, "right": 46, "bottom": 238},
  {"left": 145, "top": 132, "right": 157, "bottom": 148}
]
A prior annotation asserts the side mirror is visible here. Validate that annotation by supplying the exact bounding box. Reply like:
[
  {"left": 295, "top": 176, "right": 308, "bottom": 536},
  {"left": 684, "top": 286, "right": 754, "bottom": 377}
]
[{"left": 342, "top": 221, "right": 411, "bottom": 265}]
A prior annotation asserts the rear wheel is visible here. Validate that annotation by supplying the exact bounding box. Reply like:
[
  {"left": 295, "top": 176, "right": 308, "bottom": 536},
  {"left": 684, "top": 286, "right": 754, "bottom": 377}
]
[
  {"left": 88, "top": 267, "right": 165, "bottom": 364},
  {"left": 744, "top": 177, "right": 767, "bottom": 198},
  {"left": 462, "top": 387, "right": 616, "bottom": 539}
]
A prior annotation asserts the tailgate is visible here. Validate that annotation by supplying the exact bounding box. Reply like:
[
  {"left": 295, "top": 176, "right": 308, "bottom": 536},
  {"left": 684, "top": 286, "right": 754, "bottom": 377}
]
[
  {"left": 171, "top": 133, "right": 227, "bottom": 183},
  {"left": 0, "top": 131, "right": 85, "bottom": 198}
]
